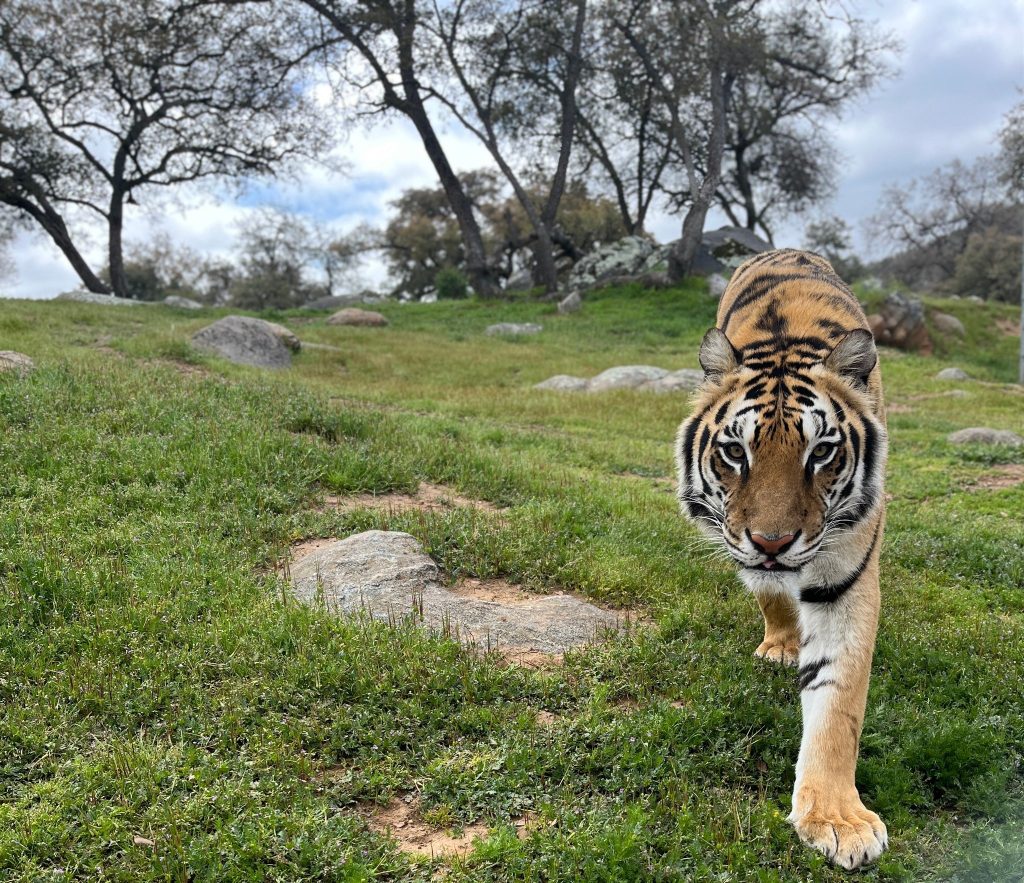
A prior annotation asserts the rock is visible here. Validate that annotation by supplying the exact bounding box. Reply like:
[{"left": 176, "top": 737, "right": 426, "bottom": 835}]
[
  {"left": 262, "top": 321, "right": 302, "bottom": 352},
  {"left": 640, "top": 368, "right": 704, "bottom": 393},
  {"left": 935, "top": 367, "right": 971, "bottom": 381},
  {"left": 639, "top": 244, "right": 671, "bottom": 274},
  {"left": 534, "top": 375, "right": 589, "bottom": 391},
  {"left": 326, "top": 308, "right": 389, "bottom": 327},
  {"left": 568, "top": 235, "right": 656, "bottom": 289},
  {"left": 947, "top": 427, "right": 1024, "bottom": 446},
  {"left": 55, "top": 290, "right": 148, "bottom": 305},
  {"left": 966, "top": 295, "right": 984, "bottom": 304},
  {"left": 485, "top": 322, "right": 542, "bottom": 337},
  {"left": 162, "top": 295, "right": 204, "bottom": 310},
  {"left": 707, "top": 273, "right": 729, "bottom": 299},
  {"left": 419, "top": 293, "right": 438, "bottom": 304},
  {"left": 0, "top": 351, "right": 34, "bottom": 376},
  {"left": 931, "top": 311, "right": 966, "bottom": 337},
  {"left": 191, "top": 316, "right": 293, "bottom": 369},
  {"left": 869, "top": 292, "right": 931, "bottom": 353},
  {"left": 290, "top": 531, "right": 624, "bottom": 654},
  {"left": 690, "top": 226, "right": 772, "bottom": 276},
  {"left": 557, "top": 291, "right": 582, "bottom": 314},
  {"left": 588, "top": 365, "right": 668, "bottom": 392},
  {"left": 504, "top": 268, "right": 535, "bottom": 292},
  {"left": 302, "top": 292, "right": 383, "bottom": 311}
]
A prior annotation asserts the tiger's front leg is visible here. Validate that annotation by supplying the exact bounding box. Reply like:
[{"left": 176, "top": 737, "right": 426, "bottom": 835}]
[
  {"left": 788, "top": 563, "right": 887, "bottom": 870},
  {"left": 753, "top": 590, "right": 800, "bottom": 666}
]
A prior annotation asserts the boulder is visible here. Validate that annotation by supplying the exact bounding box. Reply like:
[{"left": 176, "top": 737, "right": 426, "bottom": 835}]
[
  {"left": 640, "top": 368, "right": 704, "bottom": 393},
  {"left": 290, "top": 531, "right": 624, "bottom": 654},
  {"left": 588, "top": 365, "right": 668, "bottom": 392},
  {"left": 504, "top": 268, "right": 535, "bottom": 292},
  {"left": 162, "top": 295, "right": 204, "bottom": 310},
  {"left": 55, "top": 290, "right": 148, "bottom": 306},
  {"left": 935, "top": 367, "right": 970, "bottom": 381},
  {"left": 557, "top": 291, "right": 582, "bottom": 314},
  {"left": 326, "top": 308, "right": 389, "bottom": 327},
  {"left": 639, "top": 244, "right": 671, "bottom": 274},
  {"left": 707, "top": 273, "right": 729, "bottom": 299},
  {"left": 567, "top": 235, "right": 656, "bottom": 289},
  {"left": 262, "top": 321, "right": 302, "bottom": 352},
  {"left": 191, "top": 316, "right": 293, "bottom": 369},
  {"left": 966, "top": 295, "right": 984, "bottom": 304},
  {"left": 947, "top": 427, "right": 1023, "bottom": 446},
  {"left": 0, "top": 351, "right": 34, "bottom": 376},
  {"left": 869, "top": 292, "right": 931, "bottom": 353},
  {"left": 931, "top": 311, "right": 966, "bottom": 337},
  {"left": 485, "top": 322, "right": 542, "bottom": 337},
  {"left": 534, "top": 374, "right": 589, "bottom": 392},
  {"left": 419, "top": 293, "right": 438, "bottom": 303},
  {"left": 690, "top": 226, "right": 772, "bottom": 276}
]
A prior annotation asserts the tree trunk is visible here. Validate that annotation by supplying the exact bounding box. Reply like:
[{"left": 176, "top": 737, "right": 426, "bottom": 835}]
[
  {"left": 107, "top": 190, "right": 129, "bottom": 298},
  {"left": 0, "top": 188, "right": 111, "bottom": 293},
  {"left": 669, "top": 202, "right": 711, "bottom": 281},
  {"left": 1019, "top": 212, "right": 1023, "bottom": 384}
]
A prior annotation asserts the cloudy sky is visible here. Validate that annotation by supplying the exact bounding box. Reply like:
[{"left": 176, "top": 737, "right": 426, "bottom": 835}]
[{"left": 3, "top": 0, "right": 1022, "bottom": 299}]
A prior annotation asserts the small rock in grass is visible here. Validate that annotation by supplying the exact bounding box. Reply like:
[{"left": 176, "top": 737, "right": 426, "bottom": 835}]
[
  {"left": 588, "top": 365, "right": 668, "bottom": 392},
  {"left": 640, "top": 368, "right": 704, "bottom": 393},
  {"left": 326, "top": 308, "right": 389, "bottom": 327},
  {"left": 485, "top": 322, "right": 542, "bottom": 337},
  {"left": 935, "top": 367, "right": 970, "bottom": 381},
  {"left": 931, "top": 311, "right": 965, "bottom": 337},
  {"left": 557, "top": 291, "right": 582, "bottom": 314},
  {"left": 0, "top": 351, "right": 34, "bottom": 376},
  {"left": 534, "top": 375, "right": 588, "bottom": 391},
  {"left": 947, "top": 427, "right": 1023, "bottom": 446},
  {"left": 191, "top": 316, "right": 292, "bottom": 369},
  {"left": 162, "top": 295, "right": 204, "bottom": 310}
]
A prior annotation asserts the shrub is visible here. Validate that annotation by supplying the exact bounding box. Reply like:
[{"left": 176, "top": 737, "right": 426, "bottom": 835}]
[{"left": 434, "top": 266, "right": 469, "bottom": 300}]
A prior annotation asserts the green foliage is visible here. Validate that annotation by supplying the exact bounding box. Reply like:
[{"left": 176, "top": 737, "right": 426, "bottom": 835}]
[
  {"left": 952, "top": 226, "right": 1023, "bottom": 303},
  {"left": 435, "top": 267, "right": 470, "bottom": 300},
  {"left": 0, "top": 284, "right": 1020, "bottom": 880}
]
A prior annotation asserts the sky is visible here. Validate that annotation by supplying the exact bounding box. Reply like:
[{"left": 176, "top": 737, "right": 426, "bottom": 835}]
[{"left": 2, "top": 0, "right": 1022, "bottom": 300}]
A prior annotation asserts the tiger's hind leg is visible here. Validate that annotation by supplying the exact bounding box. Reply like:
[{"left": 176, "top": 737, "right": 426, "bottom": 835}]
[{"left": 753, "top": 591, "right": 800, "bottom": 666}]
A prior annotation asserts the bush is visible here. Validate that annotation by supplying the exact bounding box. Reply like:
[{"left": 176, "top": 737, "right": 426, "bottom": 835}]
[
  {"left": 952, "top": 226, "right": 1023, "bottom": 302},
  {"left": 435, "top": 266, "right": 469, "bottom": 300}
]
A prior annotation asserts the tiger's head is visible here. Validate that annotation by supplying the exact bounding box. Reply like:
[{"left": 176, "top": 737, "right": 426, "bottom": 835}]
[{"left": 676, "top": 327, "right": 887, "bottom": 583}]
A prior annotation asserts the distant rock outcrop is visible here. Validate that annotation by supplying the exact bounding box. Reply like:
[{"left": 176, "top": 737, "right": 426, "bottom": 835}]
[
  {"left": 691, "top": 226, "right": 772, "bottom": 276},
  {"left": 866, "top": 292, "right": 931, "bottom": 353},
  {"left": 55, "top": 290, "right": 148, "bottom": 306},
  {"left": 302, "top": 292, "right": 384, "bottom": 311},
  {"left": 567, "top": 235, "right": 656, "bottom": 290},
  {"left": 289, "top": 530, "right": 625, "bottom": 655},
  {"left": 162, "top": 295, "right": 204, "bottom": 310},
  {"left": 191, "top": 316, "right": 294, "bottom": 368}
]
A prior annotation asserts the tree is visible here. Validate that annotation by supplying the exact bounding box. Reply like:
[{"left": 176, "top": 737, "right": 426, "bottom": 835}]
[
  {"left": 0, "top": 0, "right": 325, "bottom": 298},
  {"left": 804, "top": 215, "right": 863, "bottom": 281},
  {"left": 998, "top": 97, "right": 1024, "bottom": 383},
  {"left": 426, "top": 0, "right": 588, "bottom": 293},
  {"left": 714, "top": 4, "right": 896, "bottom": 241},
  {"left": 291, "top": 0, "right": 501, "bottom": 298}
]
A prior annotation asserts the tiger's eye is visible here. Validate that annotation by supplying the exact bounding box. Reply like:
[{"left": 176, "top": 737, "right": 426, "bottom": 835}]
[
  {"left": 812, "top": 442, "right": 833, "bottom": 459},
  {"left": 723, "top": 442, "right": 745, "bottom": 461}
]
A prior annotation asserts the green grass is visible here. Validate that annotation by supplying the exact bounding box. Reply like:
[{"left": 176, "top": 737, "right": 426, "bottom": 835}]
[{"left": 0, "top": 284, "right": 1022, "bottom": 881}]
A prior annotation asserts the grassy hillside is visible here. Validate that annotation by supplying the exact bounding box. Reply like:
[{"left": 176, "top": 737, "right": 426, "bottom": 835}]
[{"left": 0, "top": 284, "right": 1022, "bottom": 881}]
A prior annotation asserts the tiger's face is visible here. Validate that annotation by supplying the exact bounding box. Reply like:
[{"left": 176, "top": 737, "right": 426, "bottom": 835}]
[{"left": 676, "top": 327, "right": 887, "bottom": 581}]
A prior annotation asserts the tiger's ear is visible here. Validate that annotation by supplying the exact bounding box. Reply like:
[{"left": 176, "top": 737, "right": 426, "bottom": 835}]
[
  {"left": 825, "top": 329, "right": 876, "bottom": 386},
  {"left": 699, "top": 328, "right": 740, "bottom": 380}
]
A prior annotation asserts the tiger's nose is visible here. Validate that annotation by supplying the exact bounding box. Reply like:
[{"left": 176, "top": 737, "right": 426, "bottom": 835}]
[{"left": 749, "top": 532, "right": 797, "bottom": 556}]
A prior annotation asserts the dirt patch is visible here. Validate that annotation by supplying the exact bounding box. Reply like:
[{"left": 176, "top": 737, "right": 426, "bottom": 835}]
[
  {"left": 321, "top": 482, "right": 503, "bottom": 515},
  {"left": 534, "top": 710, "right": 560, "bottom": 726},
  {"left": 996, "top": 317, "right": 1020, "bottom": 337},
  {"left": 494, "top": 648, "right": 564, "bottom": 669},
  {"left": 972, "top": 464, "right": 1024, "bottom": 490},
  {"left": 361, "top": 795, "right": 489, "bottom": 860},
  {"left": 449, "top": 577, "right": 551, "bottom": 605}
]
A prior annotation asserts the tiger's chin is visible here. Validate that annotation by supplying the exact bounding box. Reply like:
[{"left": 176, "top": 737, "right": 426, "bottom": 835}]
[{"left": 739, "top": 565, "right": 803, "bottom": 598}]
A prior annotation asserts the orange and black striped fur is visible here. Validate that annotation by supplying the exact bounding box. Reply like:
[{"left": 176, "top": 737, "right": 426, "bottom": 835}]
[{"left": 676, "top": 250, "right": 888, "bottom": 869}]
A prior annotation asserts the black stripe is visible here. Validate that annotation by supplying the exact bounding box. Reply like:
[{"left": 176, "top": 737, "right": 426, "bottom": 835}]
[
  {"left": 721, "top": 273, "right": 807, "bottom": 333},
  {"left": 798, "top": 657, "right": 832, "bottom": 689},
  {"left": 800, "top": 522, "right": 881, "bottom": 603}
]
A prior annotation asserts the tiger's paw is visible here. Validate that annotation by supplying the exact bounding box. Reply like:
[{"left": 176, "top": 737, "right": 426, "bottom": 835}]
[
  {"left": 788, "top": 785, "right": 888, "bottom": 870},
  {"left": 754, "top": 635, "right": 799, "bottom": 666}
]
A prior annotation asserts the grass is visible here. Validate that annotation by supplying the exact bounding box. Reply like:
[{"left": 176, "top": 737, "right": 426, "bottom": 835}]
[{"left": 0, "top": 283, "right": 1022, "bottom": 881}]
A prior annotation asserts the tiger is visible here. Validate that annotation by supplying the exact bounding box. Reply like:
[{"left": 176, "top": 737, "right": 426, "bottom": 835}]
[{"left": 675, "top": 249, "right": 888, "bottom": 869}]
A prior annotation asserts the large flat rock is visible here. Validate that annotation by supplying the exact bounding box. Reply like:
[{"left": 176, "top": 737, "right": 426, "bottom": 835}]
[
  {"left": 290, "top": 530, "right": 624, "bottom": 655},
  {"left": 191, "top": 316, "right": 293, "bottom": 369}
]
